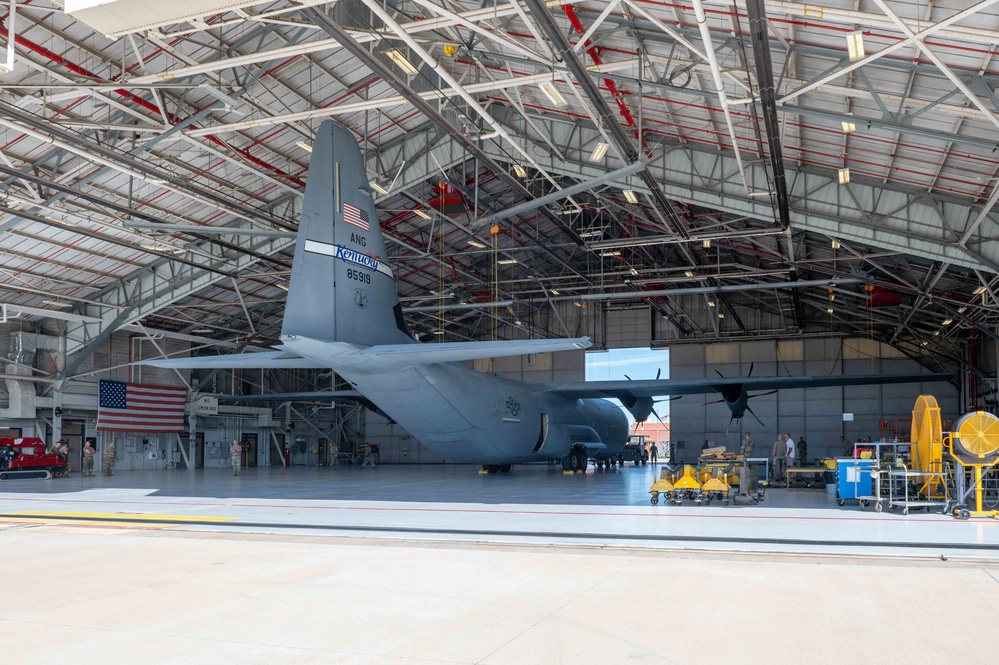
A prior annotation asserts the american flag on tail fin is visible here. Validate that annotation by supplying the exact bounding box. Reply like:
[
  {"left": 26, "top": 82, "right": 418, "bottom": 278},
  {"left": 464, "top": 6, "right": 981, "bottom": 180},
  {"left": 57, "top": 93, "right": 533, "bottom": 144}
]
[{"left": 343, "top": 202, "right": 370, "bottom": 231}]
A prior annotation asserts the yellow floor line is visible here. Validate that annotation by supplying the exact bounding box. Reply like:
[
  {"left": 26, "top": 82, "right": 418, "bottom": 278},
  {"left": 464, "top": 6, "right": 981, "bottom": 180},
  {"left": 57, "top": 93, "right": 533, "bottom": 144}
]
[
  {"left": 0, "top": 517, "right": 169, "bottom": 529},
  {"left": 9, "top": 511, "right": 236, "bottom": 522}
]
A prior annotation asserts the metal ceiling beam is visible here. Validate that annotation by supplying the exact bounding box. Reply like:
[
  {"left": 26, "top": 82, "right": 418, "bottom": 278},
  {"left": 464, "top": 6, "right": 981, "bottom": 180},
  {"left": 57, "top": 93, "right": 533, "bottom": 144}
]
[
  {"left": 474, "top": 161, "right": 646, "bottom": 228},
  {"left": 299, "top": 5, "right": 592, "bottom": 286}
]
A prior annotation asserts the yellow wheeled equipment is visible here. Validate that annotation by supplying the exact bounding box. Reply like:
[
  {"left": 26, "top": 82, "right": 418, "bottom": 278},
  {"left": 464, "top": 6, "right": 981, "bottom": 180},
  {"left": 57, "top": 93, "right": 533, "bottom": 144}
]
[
  {"left": 945, "top": 410, "right": 999, "bottom": 519},
  {"left": 910, "top": 395, "right": 948, "bottom": 498},
  {"left": 700, "top": 467, "right": 732, "bottom": 505},
  {"left": 649, "top": 468, "right": 677, "bottom": 505},
  {"left": 671, "top": 465, "right": 702, "bottom": 504}
]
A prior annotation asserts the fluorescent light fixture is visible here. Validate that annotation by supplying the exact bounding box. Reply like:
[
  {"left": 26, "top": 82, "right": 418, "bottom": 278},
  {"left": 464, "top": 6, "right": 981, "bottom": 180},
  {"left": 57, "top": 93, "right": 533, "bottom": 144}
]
[
  {"left": 958, "top": 306, "right": 967, "bottom": 313},
  {"left": 829, "top": 295, "right": 835, "bottom": 302},
  {"left": 922, "top": 341, "right": 928, "bottom": 346},
  {"left": 513, "top": 164, "right": 527, "bottom": 178},
  {"left": 831, "top": 239, "right": 841, "bottom": 249},
  {"left": 42, "top": 300, "right": 71, "bottom": 308},
  {"left": 838, "top": 168, "right": 850, "bottom": 185},
  {"left": 827, "top": 308, "right": 834, "bottom": 314},
  {"left": 702, "top": 239, "right": 711, "bottom": 249},
  {"left": 140, "top": 244, "right": 160, "bottom": 250},
  {"left": 497, "top": 258, "right": 518, "bottom": 265},
  {"left": 412, "top": 209, "right": 431, "bottom": 220},
  {"left": 550, "top": 289, "right": 560, "bottom": 296},
  {"left": 370, "top": 182, "right": 388, "bottom": 195},
  {"left": 942, "top": 318, "right": 952, "bottom": 325},
  {"left": 386, "top": 49, "right": 419, "bottom": 76},
  {"left": 629, "top": 268, "right": 639, "bottom": 276},
  {"left": 684, "top": 270, "right": 694, "bottom": 277},
  {"left": 841, "top": 121, "right": 856, "bottom": 133},
  {"left": 538, "top": 81, "right": 567, "bottom": 107},
  {"left": 718, "top": 313, "right": 725, "bottom": 319},
  {"left": 589, "top": 142, "right": 609, "bottom": 162},
  {"left": 623, "top": 190, "right": 639, "bottom": 204},
  {"left": 579, "top": 230, "right": 604, "bottom": 238},
  {"left": 974, "top": 285, "right": 987, "bottom": 295},
  {"left": 934, "top": 330, "right": 940, "bottom": 336},
  {"left": 707, "top": 301, "right": 716, "bottom": 307},
  {"left": 515, "top": 320, "right": 523, "bottom": 326},
  {"left": 296, "top": 141, "right": 313, "bottom": 153},
  {"left": 846, "top": 31, "right": 865, "bottom": 61},
  {"left": 433, "top": 330, "right": 445, "bottom": 335},
  {"left": 276, "top": 284, "right": 289, "bottom": 292},
  {"left": 467, "top": 239, "right": 486, "bottom": 249},
  {"left": 192, "top": 328, "right": 213, "bottom": 334},
  {"left": 574, "top": 302, "right": 583, "bottom": 307},
  {"left": 599, "top": 251, "right": 621, "bottom": 257}
]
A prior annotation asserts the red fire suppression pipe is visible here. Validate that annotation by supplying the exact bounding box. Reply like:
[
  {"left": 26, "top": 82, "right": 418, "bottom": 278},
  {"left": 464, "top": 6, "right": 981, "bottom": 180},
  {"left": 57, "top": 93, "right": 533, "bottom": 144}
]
[{"left": 0, "top": 23, "right": 305, "bottom": 188}]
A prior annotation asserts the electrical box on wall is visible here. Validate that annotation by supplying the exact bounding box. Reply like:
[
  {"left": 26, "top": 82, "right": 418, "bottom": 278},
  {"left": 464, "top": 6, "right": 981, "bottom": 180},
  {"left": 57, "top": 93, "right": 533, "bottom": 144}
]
[{"left": 147, "top": 451, "right": 158, "bottom": 460}]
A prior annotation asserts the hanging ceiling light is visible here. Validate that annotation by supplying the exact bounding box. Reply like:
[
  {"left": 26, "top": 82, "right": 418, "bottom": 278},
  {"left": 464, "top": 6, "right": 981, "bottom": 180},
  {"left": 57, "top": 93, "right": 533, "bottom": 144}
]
[
  {"left": 702, "top": 239, "right": 711, "bottom": 249},
  {"left": 370, "top": 182, "right": 388, "bottom": 195},
  {"left": 623, "top": 190, "right": 639, "bottom": 204},
  {"left": 412, "top": 209, "right": 431, "bottom": 220},
  {"left": 974, "top": 285, "right": 987, "bottom": 295},
  {"left": 512, "top": 164, "right": 527, "bottom": 178},
  {"left": 386, "top": 49, "right": 419, "bottom": 76},
  {"left": 684, "top": 270, "right": 695, "bottom": 277},
  {"left": 841, "top": 121, "right": 856, "bottom": 133},
  {"left": 831, "top": 239, "right": 841, "bottom": 249},
  {"left": 599, "top": 251, "right": 621, "bottom": 257},
  {"left": 467, "top": 239, "right": 486, "bottom": 249},
  {"left": 550, "top": 289, "right": 560, "bottom": 296},
  {"left": 497, "top": 258, "right": 518, "bottom": 265},
  {"left": 589, "top": 142, "right": 609, "bottom": 162},
  {"left": 838, "top": 168, "right": 851, "bottom": 185},
  {"left": 846, "top": 31, "right": 865, "bottom": 61},
  {"left": 538, "top": 81, "right": 567, "bottom": 107},
  {"left": 296, "top": 141, "right": 313, "bottom": 152},
  {"left": 707, "top": 301, "right": 716, "bottom": 307},
  {"left": 942, "top": 318, "right": 953, "bottom": 326}
]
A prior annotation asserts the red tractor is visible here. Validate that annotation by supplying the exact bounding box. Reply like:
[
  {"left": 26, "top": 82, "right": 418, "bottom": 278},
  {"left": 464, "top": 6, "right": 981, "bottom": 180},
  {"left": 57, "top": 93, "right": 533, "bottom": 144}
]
[{"left": 0, "top": 438, "right": 67, "bottom": 480}]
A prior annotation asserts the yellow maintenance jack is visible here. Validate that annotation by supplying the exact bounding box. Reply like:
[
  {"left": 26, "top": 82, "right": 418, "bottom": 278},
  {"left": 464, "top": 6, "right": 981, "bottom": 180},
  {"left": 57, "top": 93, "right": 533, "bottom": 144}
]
[
  {"left": 671, "top": 465, "right": 702, "bottom": 504},
  {"left": 649, "top": 468, "right": 676, "bottom": 505}
]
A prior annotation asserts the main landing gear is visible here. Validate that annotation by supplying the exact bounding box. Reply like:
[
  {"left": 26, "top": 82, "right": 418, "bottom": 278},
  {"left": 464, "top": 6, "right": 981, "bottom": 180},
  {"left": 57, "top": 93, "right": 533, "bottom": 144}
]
[
  {"left": 480, "top": 464, "right": 512, "bottom": 473},
  {"left": 561, "top": 447, "right": 588, "bottom": 473}
]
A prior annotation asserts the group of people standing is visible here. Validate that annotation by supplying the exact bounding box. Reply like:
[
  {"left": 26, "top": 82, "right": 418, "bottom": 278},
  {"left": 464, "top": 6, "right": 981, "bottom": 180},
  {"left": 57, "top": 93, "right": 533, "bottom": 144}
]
[
  {"left": 769, "top": 433, "right": 806, "bottom": 484},
  {"left": 52, "top": 438, "right": 115, "bottom": 478}
]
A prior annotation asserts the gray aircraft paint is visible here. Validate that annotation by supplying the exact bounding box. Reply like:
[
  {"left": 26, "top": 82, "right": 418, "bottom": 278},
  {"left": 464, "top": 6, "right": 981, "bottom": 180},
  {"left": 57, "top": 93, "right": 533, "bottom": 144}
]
[{"left": 148, "top": 119, "right": 952, "bottom": 467}]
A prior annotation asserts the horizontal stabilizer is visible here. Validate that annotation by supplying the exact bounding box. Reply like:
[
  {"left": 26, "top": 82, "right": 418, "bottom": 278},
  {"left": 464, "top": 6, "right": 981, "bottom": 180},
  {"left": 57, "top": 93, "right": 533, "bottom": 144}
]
[
  {"left": 143, "top": 350, "right": 325, "bottom": 370},
  {"left": 356, "top": 337, "right": 591, "bottom": 365},
  {"left": 549, "top": 372, "right": 952, "bottom": 400}
]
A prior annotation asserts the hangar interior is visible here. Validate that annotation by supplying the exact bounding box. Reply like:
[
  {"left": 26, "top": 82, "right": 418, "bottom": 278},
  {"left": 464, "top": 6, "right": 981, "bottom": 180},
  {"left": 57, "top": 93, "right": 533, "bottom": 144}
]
[{"left": 0, "top": 1, "right": 998, "bottom": 487}]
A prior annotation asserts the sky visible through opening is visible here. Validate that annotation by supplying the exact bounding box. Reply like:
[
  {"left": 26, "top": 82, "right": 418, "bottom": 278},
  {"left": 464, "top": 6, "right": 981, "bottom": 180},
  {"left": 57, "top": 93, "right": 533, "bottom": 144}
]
[{"left": 585, "top": 347, "right": 670, "bottom": 425}]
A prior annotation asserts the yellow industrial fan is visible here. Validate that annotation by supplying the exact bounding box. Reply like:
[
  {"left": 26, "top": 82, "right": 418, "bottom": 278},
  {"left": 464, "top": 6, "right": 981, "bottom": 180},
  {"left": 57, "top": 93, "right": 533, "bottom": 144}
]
[
  {"left": 910, "top": 395, "right": 946, "bottom": 497},
  {"left": 945, "top": 410, "right": 999, "bottom": 519}
]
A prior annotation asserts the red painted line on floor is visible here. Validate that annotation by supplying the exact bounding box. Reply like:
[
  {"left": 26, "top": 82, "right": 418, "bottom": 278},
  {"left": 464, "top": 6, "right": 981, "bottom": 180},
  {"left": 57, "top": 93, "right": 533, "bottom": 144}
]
[{"left": 0, "top": 495, "right": 992, "bottom": 526}]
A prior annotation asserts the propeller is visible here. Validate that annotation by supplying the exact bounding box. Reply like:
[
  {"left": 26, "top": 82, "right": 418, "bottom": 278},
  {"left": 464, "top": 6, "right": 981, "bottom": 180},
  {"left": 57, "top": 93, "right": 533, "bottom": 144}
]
[{"left": 622, "top": 368, "right": 671, "bottom": 424}]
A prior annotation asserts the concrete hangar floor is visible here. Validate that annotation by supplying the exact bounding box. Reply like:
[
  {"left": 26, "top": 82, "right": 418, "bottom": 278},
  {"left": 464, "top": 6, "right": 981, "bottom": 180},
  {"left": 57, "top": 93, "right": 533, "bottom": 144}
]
[{"left": 2, "top": 465, "right": 998, "bottom": 665}]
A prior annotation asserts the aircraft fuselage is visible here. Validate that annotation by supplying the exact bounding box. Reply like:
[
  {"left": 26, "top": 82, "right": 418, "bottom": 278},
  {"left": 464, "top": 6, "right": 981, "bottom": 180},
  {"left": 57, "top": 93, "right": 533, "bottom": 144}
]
[{"left": 337, "top": 361, "right": 629, "bottom": 464}]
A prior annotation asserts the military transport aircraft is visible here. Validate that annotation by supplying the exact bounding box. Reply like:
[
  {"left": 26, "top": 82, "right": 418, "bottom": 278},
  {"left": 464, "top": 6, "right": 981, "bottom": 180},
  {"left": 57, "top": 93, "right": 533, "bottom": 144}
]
[{"left": 147, "top": 120, "right": 950, "bottom": 472}]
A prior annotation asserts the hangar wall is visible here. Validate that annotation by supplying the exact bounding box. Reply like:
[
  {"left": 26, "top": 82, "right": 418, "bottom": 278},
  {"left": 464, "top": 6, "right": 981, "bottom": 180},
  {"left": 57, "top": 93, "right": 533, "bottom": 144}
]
[
  {"left": 669, "top": 337, "right": 959, "bottom": 463},
  {"left": 364, "top": 349, "right": 586, "bottom": 464}
]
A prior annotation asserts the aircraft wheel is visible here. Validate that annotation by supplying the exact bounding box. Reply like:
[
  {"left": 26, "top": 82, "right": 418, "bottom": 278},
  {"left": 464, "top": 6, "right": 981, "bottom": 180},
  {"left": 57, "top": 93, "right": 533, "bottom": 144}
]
[{"left": 575, "top": 448, "right": 588, "bottom": 472}]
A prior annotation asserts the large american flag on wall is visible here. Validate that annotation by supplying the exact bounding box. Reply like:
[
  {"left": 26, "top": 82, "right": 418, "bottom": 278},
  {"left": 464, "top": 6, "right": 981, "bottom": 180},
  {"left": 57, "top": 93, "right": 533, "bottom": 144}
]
[{"left": 97, "top": 380, "right": 187, "bottom": 432}]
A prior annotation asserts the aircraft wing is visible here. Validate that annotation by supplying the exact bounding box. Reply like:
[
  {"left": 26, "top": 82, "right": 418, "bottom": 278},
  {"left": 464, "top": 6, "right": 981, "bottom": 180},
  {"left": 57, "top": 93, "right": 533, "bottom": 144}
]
[
  {"left": 144, "top": 350, "right": 326, "bottom": 369},
  {"left": 547, "top": 372, "right": 952, "bottom": 400},
  {"left": 216, "top": 390, "right": 371, "bottom": 406},
  {"left": 356, "top": 337, "right": 591, "bottom": 365}
]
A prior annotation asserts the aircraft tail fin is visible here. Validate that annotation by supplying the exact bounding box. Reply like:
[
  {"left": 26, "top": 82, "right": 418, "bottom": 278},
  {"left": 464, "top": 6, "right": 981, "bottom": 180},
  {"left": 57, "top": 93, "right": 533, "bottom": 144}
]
[{"left": 281, "top": 120, "right": 413, "bottom": 347}]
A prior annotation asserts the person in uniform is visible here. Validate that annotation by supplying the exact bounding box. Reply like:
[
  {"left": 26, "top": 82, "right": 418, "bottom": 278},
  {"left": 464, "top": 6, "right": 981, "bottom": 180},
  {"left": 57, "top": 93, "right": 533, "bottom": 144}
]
[
  {"left": 82, "top": 441, "right": 95, "bottom": 477},
  {"left": 739, "top": 433, "right": 755, "bottom": 494},
  {"left": 361, "top": 443, "right": 376, "bottom": 468},
  {"left": 56, "top": 439, "right": 71, "bottom": 478},
  {"left": 230, "top": 439, "right": 242, "bottom": 476},
  {"left": 102, "top": 441, "right": 116, "bottom": 476},
  {"left": 649, "top": 442, "right": 659, "bottom": 465},
  {"left": 771, "top": 434, "right": 787, "bottom": 485}
]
